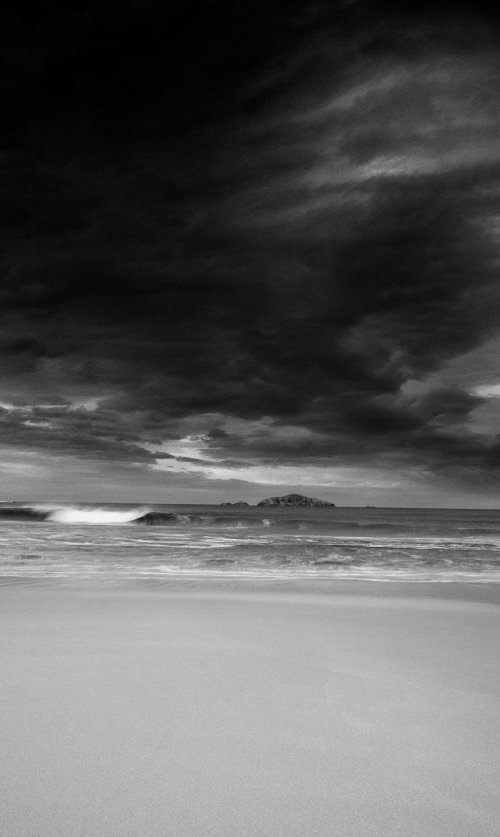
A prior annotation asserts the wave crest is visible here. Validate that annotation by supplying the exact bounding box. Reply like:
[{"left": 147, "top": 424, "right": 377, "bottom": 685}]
[{"left": 44, "top": 506, "right": 150, "bottom": 525}]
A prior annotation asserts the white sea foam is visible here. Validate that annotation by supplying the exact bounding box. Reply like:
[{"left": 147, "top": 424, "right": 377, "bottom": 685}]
[{"left": 43, "top": 506, "right": 149, "bottom": 525}]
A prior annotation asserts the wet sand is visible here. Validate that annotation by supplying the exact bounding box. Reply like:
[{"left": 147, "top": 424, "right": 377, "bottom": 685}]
[{"left": 1, "top": 581, "right": 499, "bottom": 836}]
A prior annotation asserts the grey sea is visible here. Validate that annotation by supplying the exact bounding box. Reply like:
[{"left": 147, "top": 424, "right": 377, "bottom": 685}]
[{"left": 2, "top": 502, "right": 500, "bottom": 584}]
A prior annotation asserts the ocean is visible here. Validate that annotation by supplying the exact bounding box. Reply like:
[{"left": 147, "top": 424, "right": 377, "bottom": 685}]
[{"left": 1, "top": 502, "right": 500, "bottom": 584}]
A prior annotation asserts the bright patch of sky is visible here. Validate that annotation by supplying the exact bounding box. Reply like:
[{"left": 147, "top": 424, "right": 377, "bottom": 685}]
[{"left": 152, "top": 454, "right": 404, "bottom": 489}]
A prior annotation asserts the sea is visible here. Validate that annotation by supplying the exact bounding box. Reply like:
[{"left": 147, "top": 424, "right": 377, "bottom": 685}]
[{"left": 1, "top": 502, "right": 500, "bottom": 585}]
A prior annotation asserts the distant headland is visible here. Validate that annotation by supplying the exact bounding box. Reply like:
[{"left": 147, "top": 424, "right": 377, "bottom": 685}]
[
  {"left": 256, "top": 494, "right": 335, "bottom": 508},
  {"left": 218, "top": 494, "right": 335, "bottom": 508}
]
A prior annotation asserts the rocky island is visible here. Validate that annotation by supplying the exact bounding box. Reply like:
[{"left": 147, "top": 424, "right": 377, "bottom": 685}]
[
  {"left": 220, "top": 501, "right": 249, "bottom": 507},
  {"left": 257, "top": 493, "right": 335, "bottom": 508}
]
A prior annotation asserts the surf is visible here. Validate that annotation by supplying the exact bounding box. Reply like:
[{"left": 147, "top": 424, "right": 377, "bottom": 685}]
[{"left": 43, "top": 506, "right": 150, "bottom": 525}]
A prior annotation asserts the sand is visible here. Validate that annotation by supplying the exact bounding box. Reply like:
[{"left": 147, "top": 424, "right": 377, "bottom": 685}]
[{"left": 1, "top": 581, "right": 499, "bottom": 836}]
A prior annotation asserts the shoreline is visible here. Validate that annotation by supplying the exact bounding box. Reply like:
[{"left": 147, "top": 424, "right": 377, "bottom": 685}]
[{"left": 2, "top": 576, "right": 500, "bottom": 604}]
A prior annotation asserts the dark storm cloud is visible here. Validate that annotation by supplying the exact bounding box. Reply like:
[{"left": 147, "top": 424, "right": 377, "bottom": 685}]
[
  {"left": 2, "top": 1, "right": 500, "bottom": 491},
  {"left": 0, "top": 401, "right": 160, "bottom": 463}
]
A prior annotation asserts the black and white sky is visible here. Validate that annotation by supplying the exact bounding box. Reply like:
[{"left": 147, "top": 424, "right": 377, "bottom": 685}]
[{"left": 2, "top": 0, "right": 500, "bottom": 505}]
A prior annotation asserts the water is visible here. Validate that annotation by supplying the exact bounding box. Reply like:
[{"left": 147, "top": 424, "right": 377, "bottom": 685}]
[{"left": 1, "top": 503, "right": 500, "bottom": 584}]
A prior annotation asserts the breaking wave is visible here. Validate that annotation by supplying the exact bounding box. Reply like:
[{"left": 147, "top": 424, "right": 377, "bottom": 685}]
[
  {"left": 46, "top": 506, "right": 150, "bottom": 525},
  {"left": 0, "top": 505, "right": 151, "bottom": 525},
  {"left": 0, "top": 506, "right": 282, "bottom": 527}
]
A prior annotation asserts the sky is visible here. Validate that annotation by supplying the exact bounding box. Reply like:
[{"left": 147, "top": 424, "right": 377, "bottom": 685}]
[{"left": 2, "top": 1, "right": 500, "bottom": 505}]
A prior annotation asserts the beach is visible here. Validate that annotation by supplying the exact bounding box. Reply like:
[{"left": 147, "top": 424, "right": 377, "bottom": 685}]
[
  {"left": 1, "top": 581, "right": 499, "bottom": 836},
  {"left": 4, "top": 1, "right": 500, "bottom": 834}
]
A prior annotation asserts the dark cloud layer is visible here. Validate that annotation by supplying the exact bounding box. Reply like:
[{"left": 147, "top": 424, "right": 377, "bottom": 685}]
[{"left": 2, "top": 1, "right": 500, "bottom": 499}]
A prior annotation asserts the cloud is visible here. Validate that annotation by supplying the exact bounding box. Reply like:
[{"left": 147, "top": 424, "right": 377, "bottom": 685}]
[
  {"left": 474, "top": 383, "right": 500, "bottom": 398},
  {"left": 2, "top": 3, "right": 500, "bottom": 499},
  {"left": 152, "top": 455, "right": 405, "bottom": 490}
]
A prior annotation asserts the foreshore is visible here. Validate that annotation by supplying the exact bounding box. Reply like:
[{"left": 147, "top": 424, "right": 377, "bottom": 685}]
[{"left": 1, "top": 580, "right": 499, "bottom": 836}]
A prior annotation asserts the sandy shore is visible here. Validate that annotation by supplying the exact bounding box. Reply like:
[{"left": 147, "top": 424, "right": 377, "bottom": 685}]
[{"left": 1, "top": 581, "right": 499, "bottom": 836}]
